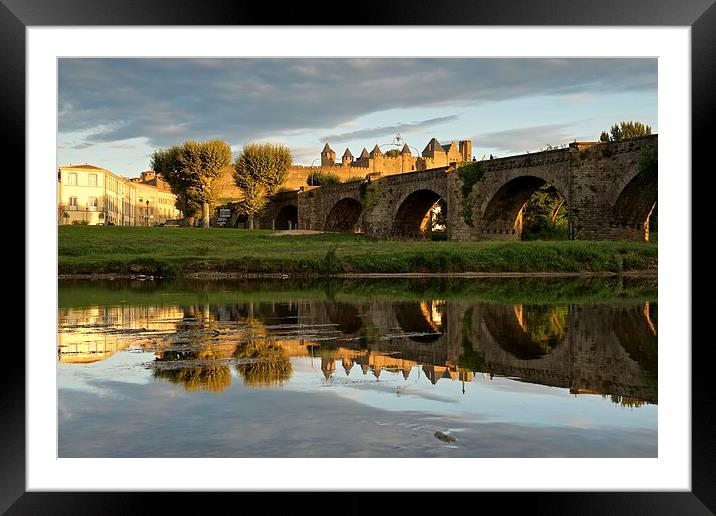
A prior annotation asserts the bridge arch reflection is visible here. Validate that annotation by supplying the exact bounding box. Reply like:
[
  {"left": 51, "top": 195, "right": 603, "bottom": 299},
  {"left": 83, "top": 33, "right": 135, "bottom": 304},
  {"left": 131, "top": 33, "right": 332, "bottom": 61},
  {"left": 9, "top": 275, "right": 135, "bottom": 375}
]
[{"left": 393, "top": 300, "right": 445, "bottom": 343}]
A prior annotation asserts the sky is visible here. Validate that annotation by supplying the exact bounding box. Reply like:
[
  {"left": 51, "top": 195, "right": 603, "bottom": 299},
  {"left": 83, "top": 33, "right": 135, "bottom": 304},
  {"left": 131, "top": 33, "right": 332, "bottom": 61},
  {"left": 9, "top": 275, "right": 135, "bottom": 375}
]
[{"left": 58, "top": 58, "right": 657, "bottom": 178}]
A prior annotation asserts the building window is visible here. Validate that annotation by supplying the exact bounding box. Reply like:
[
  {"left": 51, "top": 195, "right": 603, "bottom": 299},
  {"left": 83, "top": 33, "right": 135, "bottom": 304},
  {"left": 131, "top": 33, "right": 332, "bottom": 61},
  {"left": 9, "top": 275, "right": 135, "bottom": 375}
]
[
  {"left": 88, "top": 174, "right": 97, "bottom": 186},
  {"left": 69, "top": 196, "right": 78, "bottom": 210},
  {"left": 88, "top": 197, "right": 98, "bottom": 210},
  {"left": 67, "top": 173, "right": 77, "bottom": 186}
]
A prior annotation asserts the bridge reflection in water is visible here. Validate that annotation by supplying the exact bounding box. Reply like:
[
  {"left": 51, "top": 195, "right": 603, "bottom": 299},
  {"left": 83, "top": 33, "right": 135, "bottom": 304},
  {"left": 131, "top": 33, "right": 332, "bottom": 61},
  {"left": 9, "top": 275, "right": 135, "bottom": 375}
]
[{"left": 58, "top": 297, "right": 657, "bottom": 405}]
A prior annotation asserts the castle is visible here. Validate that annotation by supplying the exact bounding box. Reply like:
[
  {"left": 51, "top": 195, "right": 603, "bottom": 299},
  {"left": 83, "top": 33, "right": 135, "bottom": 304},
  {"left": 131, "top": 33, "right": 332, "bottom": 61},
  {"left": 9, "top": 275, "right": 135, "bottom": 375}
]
[
  {"left": 268, "top": 136, "right": 473, "bottom": 192},
  {"left": 211, "top": 137, "right": 475, "bottom": 206},
  {"left": 319, "top": 137, "right": 472, "bottom": 174}
]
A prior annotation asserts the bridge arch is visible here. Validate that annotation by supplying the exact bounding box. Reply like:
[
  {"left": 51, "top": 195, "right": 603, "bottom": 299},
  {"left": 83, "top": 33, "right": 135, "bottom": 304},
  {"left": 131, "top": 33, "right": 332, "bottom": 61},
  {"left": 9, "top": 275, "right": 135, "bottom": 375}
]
[
  {"left": 231, "top": 213, "right": 248, "bottom": 228},
  {"left": 392, "top": 188, "right": 447, "bottom": 239},
  {"left": 324, "top": 197, "right": 363, "bottom": 232},
  {"left": 274, "top": 205, "right": 298, "bottom": 230},
  {"left": 479, "top": 175, "right": 569, "bottom": 240},
  {"left": 610, "top": 162, "right": 657, "bottom": 241}
]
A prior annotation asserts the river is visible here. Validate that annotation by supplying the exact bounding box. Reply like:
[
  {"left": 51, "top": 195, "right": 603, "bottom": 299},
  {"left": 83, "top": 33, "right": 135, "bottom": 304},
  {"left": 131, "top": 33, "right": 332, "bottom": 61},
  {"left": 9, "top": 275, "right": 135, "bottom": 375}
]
[{"left": 57, "top": 276, "right": 657, "bottom": 457}]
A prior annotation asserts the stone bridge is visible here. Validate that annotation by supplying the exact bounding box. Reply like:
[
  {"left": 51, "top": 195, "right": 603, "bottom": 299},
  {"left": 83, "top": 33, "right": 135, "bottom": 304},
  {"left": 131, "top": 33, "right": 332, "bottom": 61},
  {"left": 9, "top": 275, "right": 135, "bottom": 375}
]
[{"left": 257, "top": 135, "right": 658, "bottom": 240}]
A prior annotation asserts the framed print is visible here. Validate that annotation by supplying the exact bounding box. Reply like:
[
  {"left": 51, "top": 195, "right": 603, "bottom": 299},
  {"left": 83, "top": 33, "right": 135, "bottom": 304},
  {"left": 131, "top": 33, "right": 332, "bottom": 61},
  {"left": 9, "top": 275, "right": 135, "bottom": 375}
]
[{"left": 7, "top": 0, "right": 712, "bottom": 512}]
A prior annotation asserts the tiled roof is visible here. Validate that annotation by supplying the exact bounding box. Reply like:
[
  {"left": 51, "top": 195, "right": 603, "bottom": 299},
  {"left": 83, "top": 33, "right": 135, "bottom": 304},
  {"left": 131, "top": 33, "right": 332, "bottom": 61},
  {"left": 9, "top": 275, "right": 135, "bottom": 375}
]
[
  {"left": 422, "top": 138, "right": 442, "bottom": 156},
  {"left": 61, "top": 164, "right": 105, "bottom": 170}
]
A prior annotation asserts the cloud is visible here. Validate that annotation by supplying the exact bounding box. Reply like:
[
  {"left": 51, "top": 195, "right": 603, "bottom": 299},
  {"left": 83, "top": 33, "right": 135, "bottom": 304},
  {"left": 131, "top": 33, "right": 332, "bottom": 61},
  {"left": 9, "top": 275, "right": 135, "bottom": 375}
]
[
  {"left": 58, "top": 58, "right": 657, "bottom": 149},
  {"left": 474, "top": 122, "right": 591, "bottom": 154},
  {"left": 320, "top": 115, "right": 459, "bottom": 143}
]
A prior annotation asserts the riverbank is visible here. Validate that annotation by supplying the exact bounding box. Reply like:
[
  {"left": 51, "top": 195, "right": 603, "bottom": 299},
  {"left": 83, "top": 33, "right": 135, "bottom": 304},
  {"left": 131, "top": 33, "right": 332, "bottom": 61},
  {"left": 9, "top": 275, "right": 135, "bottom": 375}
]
[{"left": 58, "top": 226, "right": 658, "bottom": 278}]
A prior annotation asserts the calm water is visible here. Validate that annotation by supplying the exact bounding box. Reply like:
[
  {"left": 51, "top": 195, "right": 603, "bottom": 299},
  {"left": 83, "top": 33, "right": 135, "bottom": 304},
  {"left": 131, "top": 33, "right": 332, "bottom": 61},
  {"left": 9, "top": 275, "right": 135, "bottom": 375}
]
[{"left": 58, "top": 277, "right": 657, "bottom": 457}]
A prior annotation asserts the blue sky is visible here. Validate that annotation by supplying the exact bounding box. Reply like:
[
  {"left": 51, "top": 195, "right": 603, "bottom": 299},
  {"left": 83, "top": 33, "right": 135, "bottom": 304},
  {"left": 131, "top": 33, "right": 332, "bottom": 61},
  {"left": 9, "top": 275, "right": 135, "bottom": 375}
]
[{"left": 58, "top": 58, "right": 657, "bottom": 177}]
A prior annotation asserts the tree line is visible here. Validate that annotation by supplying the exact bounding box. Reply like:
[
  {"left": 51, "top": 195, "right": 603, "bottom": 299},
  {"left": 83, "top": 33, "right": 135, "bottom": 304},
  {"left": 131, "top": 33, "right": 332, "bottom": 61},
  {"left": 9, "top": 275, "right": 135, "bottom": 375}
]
[{"left": 150, "top": 140, "right": 292, "bottom": 227}]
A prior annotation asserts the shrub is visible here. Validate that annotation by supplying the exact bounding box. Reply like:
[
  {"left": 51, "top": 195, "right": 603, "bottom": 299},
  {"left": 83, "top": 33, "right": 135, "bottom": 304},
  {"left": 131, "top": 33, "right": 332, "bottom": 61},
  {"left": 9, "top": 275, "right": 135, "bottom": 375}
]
[
  {"left": 307, "top": 171, "right": 341, "bottom": 187},
  {"left": 456, "top": 161, "right": 485, "bottom": 226}
]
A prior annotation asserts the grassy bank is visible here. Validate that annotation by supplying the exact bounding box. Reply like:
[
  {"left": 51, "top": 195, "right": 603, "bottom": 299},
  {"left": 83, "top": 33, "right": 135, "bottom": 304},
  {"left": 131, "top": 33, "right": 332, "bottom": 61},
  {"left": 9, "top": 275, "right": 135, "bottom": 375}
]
[{"left": 58, "top": 226, "right": 657, "bottom": 277}]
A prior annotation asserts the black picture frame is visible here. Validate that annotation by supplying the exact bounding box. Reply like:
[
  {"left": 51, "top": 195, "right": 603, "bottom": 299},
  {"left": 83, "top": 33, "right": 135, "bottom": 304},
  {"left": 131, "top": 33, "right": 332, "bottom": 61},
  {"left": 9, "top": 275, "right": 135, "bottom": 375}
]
[{"left": 6, "top": 0, "right": 711, "bottom": 513}]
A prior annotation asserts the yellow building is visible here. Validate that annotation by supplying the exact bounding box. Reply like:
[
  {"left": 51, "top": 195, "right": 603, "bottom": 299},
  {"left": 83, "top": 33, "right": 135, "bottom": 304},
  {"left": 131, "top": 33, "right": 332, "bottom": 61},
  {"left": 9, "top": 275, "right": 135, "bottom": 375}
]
[
  {"left": 132, "top": 181, "right": 183, "bottom": 226},
  {"left": 57, "top": 164, "right": 182, "bottom": 225}
]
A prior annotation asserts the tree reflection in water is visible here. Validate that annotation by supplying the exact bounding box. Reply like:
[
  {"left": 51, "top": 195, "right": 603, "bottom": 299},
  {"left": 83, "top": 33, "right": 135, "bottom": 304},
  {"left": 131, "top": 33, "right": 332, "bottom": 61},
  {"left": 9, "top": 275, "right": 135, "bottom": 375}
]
[
  {"left": 153, "top": 350, "right": 232, "bottom": 393},
  {"left": 484, "top": 304, "right": 568, "bottom": 360},
  {"left": 513, "top": 304, "right": 568, "bottom": 355},
  {"left": 234, "top": 340, "right": 293, "bottom": 387},
  {"left": 604, "top": 394, "right": 647, "bottom": 409}
]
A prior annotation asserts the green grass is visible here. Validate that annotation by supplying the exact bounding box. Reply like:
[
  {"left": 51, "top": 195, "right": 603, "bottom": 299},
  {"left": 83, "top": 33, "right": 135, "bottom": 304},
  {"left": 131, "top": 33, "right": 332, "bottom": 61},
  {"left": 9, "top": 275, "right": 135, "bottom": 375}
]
[
  {"left": 58, "top": 226, "right": 658, "bottom": 277},
  {"left": 58, "top": 276, "right": 657, "bottom": 308}
]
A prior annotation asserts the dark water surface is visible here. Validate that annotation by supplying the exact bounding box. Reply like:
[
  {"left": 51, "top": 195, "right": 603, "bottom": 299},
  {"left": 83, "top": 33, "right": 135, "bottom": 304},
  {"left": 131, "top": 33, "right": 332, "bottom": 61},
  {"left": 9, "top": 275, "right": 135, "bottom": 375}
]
[{"left": 58, "top": 277, "right": 657, "bottom": 457}]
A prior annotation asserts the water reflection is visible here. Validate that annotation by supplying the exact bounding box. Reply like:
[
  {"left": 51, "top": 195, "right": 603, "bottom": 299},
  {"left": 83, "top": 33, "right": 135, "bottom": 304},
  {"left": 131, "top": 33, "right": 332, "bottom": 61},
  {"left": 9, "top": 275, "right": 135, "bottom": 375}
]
[
  {"left": 58, "top": 283, "right": 657, "bottom": 405},
  {"left": 234, "top": 341, "right": 293, "bottom": 387},
  {"left": 154, "top": 349, "right": 232, "bottom": 392}
]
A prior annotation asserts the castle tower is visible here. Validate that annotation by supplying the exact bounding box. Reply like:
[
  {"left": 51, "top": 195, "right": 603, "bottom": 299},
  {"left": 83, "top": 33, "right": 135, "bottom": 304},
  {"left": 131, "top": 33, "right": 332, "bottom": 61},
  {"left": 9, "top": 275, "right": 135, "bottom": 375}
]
[
  {"left": 400, "top": 143, "right": 413, "bottom": 172},
  {"left": 342, "top": 148, "right": 353, "bottom": 167},
  {"left": 443, "top": 141, "right": 460, "bottom": 165},
  {"left": 359, "top": 148, "right": 370, "bottom": 160},
  {"left": 459, "top": 140, "right": 473, "bottom": 162},
  {"left": 422, "top": 137, "right": 442, "bottom": 157},
  {"left": 321, "top": 143, "right": 336, "bottom": 166},
  {"left": 368, "top": 145, "right": 383, "bottom": 173}
]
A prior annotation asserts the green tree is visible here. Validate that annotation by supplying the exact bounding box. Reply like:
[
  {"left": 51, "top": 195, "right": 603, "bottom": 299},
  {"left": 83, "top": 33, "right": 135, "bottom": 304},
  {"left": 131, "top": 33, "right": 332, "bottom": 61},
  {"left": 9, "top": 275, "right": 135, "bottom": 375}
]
[
  {"left": 151, "top": 139, "right": 232, "bottom": 227},
  {"left": 151, "top": 145, "right": 195, "bottom": 224},
  {"left": 601, "top": 121, "right": 652, "bottom": 142},
  {"left": 521, "top": 184, "right": 568, "bottom": 240},
  {"left": 232, "top": 143, "right": 293, "bottom": 229},
  {"left": 384, "top": 149, "right": 400, "bottom": 158}
]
